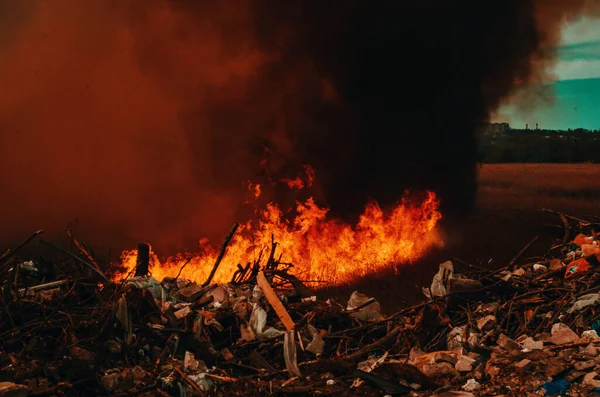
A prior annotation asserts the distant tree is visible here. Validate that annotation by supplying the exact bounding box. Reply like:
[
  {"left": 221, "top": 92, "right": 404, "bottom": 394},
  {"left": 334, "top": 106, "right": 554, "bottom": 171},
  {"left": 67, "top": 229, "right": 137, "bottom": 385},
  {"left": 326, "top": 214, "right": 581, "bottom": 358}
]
[{"left": 479, "top": 128, "right": 600, "bottom": 163}]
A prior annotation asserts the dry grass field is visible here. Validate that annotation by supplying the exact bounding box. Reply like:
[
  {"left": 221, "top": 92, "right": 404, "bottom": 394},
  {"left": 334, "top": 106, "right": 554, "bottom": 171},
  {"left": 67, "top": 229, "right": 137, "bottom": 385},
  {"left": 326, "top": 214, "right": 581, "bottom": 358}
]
[{"left": 478, "top": 163, "right": 600, "bottom": 215}]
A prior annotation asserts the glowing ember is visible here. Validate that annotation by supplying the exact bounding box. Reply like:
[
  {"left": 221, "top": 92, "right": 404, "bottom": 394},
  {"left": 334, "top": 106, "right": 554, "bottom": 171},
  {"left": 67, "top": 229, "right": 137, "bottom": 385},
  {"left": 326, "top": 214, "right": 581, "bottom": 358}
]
[
  {"left": 283, "top": 177, "right": 304, "bottom": 190},
  {"left": 247, "top": 182, "right": 262, "bottom": 199},
  {"left": 114, "top": 192, "right": 442, "bottom": 287},
  {"left": 282, "top": 165, "right": 315, "bottom": 190}
]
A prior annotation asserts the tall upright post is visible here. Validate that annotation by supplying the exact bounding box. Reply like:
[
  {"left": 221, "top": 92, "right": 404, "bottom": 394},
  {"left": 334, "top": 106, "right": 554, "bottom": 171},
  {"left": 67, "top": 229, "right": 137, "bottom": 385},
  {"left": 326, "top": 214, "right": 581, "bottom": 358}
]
[{"left": 135, "top": 242, "right": 150, "bottom": 277}]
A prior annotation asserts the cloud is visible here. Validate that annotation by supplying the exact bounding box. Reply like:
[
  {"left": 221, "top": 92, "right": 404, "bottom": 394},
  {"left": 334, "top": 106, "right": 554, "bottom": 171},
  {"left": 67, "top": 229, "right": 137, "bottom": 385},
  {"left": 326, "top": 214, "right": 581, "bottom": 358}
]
[
  {"left": 551, "top": 17, "right": 600, "bottom": 81},
  {"left": 493, "top": 77, "right": 600, "bottom": 130},
  {"left": 542, "top": 40, "right": 600, "bottom": 81},
  {"left": 492, "top": 16, "right": 600, "bottom": 129},
  {"left": 559, "top": 40, "right": 600, "bottom": 60},
  {"left": 560, "top": 16, "right": 600, "bottom": 45},
  {"left": 553, "top": 58, "right": 600, "bottom": 80}
]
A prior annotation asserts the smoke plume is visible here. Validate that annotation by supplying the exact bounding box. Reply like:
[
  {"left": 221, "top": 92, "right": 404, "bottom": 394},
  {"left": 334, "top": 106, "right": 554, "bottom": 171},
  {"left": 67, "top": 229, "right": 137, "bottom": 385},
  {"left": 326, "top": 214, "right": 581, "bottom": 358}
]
[{"left": 0, "top": 0, "right": 598, "bottom": 253}]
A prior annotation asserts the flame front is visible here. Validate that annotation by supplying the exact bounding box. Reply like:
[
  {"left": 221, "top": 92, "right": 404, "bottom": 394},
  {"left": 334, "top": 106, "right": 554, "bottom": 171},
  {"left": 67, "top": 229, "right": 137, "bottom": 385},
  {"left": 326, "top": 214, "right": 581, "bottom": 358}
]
[{"left": 115, "top": 192, "right": 442, "bottom": 286}]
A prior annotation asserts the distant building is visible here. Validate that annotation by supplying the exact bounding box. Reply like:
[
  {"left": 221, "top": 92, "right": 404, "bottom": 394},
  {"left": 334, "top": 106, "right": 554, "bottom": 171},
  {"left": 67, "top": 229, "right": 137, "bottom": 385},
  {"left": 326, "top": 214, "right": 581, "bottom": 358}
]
[{"left": 483, "top": 122, "right": 510, "bottom": 136}]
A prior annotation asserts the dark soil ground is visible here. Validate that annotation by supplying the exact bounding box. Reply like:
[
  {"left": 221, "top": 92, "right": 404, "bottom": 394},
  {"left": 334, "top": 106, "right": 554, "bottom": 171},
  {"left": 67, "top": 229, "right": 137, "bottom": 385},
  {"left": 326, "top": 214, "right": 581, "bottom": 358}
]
[{"left": 328, "top": 164, "right": 600, "bottom": 312}]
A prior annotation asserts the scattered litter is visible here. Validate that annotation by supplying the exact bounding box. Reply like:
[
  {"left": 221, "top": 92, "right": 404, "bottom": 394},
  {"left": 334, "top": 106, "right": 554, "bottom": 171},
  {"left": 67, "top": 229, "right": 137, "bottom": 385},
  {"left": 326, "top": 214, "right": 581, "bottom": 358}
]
[
  {"left": 520, "top": 336, "right": 543, "bottom": 351},
  {"left": 568, "top": 293, "right": 600, "bottom": 313},
  {"left": 0, "top": 382, "right": 30, "bottom": 397},
  {"left": 423, "top": 261, "right": 453, "bottom": 298},
  {"left": 541, "top": 379, "right": 571, "bottom": 396},
  {"left": 533, "top": 263, "right": 547, "bottom": 272},
  {"left": 346, "top": 291, "right": 385, "bottom": 321},
  {"left": 2, "top": 212, "right": 600, "bottom": 395},
  {"left": 565, "top": 257, "right": 591, "bottom": 279},
  {"left": 462, "top": 379, "right": 481, "bottom": 392},
  {"left": 549, "top": 323, "right": 580, "bottom": 345}
]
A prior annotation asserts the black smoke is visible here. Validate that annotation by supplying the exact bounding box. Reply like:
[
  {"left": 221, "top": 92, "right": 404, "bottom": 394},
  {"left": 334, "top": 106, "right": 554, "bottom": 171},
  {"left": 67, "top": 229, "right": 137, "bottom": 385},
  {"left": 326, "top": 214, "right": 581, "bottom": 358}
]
[
  {"left": 247, "top": 0, "right": 600, "bottom": 219},
  {"left": 243, "top": 1, "right": 530, "bottom": 218}
]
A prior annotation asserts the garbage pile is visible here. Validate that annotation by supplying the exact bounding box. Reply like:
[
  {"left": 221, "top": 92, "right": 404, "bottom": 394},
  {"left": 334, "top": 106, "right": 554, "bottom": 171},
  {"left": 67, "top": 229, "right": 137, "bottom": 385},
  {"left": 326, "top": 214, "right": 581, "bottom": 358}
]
[{"left": 2, "top": 211, "right": 600, "bottom": 396}]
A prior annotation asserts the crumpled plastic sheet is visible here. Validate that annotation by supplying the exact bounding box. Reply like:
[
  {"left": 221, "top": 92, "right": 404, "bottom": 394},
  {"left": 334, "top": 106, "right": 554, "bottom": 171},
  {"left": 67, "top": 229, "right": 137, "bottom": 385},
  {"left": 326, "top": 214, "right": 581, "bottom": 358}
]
[
  {"left": 306, "top": 324, "right": 325, "bottom": 356},
  {"left": 565, "top": 258, "right": 591, "bottom": 279},
  {"left": 423, "top": 261, "right": 454, "bottom": 298},
  {"left": 127, "top": 276, "right": 173, "bottom": 304},
  {"left": 284, "top": 330, "right": 301, "bottom": 377},
  {"left": 346, "top": 291, "right": 385, "bottom": 322},
  {"left": 541, "top": 379, "right": 571, "bottom": 396},
  {"left": 447, "top": 325, "right": 467, "bottom": 349},
  {"left": 19, "top": 260, "right": 38, "bottom": 274},
  {"left": 357, "top": 352, "right": 389, "bottom": 373},
  {"left": 249, "top": 303, "right": 284, "bottom": 340},
  {"left": 187, "top": 373, "right": 214, "bottom": 391},
  {"left": 567, "top": 293, "right": 600, "bottom": 313}
]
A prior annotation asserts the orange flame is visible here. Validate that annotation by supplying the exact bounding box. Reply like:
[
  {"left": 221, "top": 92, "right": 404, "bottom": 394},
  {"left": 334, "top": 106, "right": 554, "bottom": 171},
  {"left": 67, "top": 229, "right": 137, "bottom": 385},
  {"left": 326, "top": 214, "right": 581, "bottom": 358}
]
[
  {"left": 303, "top": 165, "right": 315, "bottom": 187},
  {"left": 247, "top": 182, "right": 262, "bottom": 199},
  {"left": 114, "top": 192, "right": 442, "bottom": 287},
  {"left": 281, "top": 165, "right": 315, "bottom": 190},
  {"left": 283, "top": 177, "right": 304, "bottom": 190}
]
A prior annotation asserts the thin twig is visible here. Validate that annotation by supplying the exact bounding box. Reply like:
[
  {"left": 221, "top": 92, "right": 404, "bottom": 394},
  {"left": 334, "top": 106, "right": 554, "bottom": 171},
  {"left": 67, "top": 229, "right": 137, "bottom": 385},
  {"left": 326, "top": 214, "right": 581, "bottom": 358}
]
[
  {"left": 0, "top": 230, "right": 43, "bottom": 269},
  {"left": 173, "top": 366, "right": 207, "bottom": 396},
  {"left": 452, "top": 257, "right": 488, "bottom": 271},
  {"left": 66, "top": 229, "right": 103, "bottom": 273},
  {"left": 39, "top": 240, "right": 110, "bottom": 283},
  {"left": 174, "top": 256, "right": 194, "bottom": 281},
  {"left": 543, "top": 208, "right": 599, "bottom": 227},
  {"left": 509, "top": 235, "right": 539, "bottom": 269},
  {"left": 202, "top": 223, "right": 239, "bottom": 287}
]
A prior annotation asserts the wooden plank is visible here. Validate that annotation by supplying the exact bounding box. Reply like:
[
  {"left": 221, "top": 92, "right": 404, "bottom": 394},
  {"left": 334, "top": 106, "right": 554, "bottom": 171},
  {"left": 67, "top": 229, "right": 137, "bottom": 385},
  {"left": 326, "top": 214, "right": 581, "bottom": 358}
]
[{"left": 256, "top": 271, "right": 295, "bottom": 331}]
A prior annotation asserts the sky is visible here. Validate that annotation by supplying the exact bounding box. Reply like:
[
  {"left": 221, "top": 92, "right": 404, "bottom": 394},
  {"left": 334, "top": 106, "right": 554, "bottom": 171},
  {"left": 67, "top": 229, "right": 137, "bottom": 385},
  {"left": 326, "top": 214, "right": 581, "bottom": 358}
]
[{"left": 494, "top": 17, "right": 600, "bottom": 130}]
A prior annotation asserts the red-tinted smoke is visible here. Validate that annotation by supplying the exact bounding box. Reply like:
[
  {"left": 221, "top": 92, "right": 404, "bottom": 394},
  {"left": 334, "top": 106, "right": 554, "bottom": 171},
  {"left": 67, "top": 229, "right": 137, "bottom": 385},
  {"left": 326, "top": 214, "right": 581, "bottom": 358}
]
[{"left": 0, "top": 1, "right": 598, "bottom": 253}]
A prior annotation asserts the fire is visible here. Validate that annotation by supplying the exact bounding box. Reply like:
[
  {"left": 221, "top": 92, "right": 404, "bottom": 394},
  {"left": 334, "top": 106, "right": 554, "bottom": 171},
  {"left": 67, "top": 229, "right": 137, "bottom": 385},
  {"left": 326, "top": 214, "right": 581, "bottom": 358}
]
[
  {"left": 283, "top": 177, "right": 304, "bottom": 190},
  {"left": 114, "top": 192, "right": 442, "bottom": 287},
  {"left": 282, "top": 165, "right": 315, "bottom": 190},
  {"left": 303, "top": 165, "right": 315, "bottom": 187},
  {"left": 247, "top": 182, "right": 262, "bottom": 199}
]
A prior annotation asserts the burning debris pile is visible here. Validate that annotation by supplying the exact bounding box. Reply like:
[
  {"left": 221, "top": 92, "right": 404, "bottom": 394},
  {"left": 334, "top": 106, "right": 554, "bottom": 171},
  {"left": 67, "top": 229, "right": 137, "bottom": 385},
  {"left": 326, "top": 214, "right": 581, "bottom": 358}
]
[
  {"left": 115, "top": 191, "right": 442, "bottom": 286},
  {"left": 2, "top": 210, "right": 600, "bottom": 396}
]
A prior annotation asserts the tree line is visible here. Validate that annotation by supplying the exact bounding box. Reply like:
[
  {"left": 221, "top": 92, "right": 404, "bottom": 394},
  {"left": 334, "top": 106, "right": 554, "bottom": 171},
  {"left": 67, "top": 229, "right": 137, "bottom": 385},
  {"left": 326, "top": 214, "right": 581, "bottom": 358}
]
[{"left": 479, "top": 129, "right": 600, "bottom": 163}]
